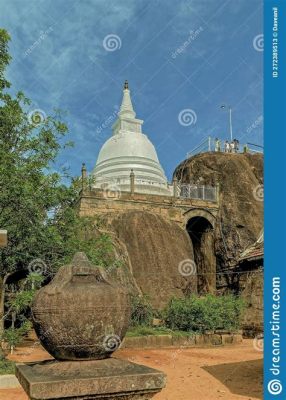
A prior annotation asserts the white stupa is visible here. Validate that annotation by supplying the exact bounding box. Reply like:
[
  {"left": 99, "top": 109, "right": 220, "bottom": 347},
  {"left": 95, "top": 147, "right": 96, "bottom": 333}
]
[{"left": 92, "top": 81, "right": 172, "bottom": 196}]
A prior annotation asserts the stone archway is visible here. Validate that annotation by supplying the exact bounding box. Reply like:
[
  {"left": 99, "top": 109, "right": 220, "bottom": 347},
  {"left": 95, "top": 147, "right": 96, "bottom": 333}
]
[
  {"left": 185, "top": 210, "right": 216, "bottom": 294},
  {"left": 183, "top": 208, "right": 217, "bottom": 228}
]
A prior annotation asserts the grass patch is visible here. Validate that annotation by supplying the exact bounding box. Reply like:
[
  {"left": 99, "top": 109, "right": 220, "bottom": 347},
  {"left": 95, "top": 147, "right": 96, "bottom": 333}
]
[
  {"left": 0, "top": 359, "right": 15, "bottom": 375},
  {"left": 126, "top": 326, "right": 191, "bottom": 338}
]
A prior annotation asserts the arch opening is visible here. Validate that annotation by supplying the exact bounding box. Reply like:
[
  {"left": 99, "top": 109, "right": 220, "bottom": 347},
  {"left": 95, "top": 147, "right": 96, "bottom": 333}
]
[{"left": 186, "top": 216, "right": 216, "bottom": 295}]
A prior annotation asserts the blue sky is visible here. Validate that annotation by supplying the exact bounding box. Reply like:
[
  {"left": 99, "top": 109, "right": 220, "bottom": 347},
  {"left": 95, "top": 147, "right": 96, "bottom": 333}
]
[{"left": 1, "top": 0, "right": 263, "bottom": 180}]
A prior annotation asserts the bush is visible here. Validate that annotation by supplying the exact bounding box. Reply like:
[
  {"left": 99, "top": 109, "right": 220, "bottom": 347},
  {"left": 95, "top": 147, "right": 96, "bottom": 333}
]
[
  {"left": 130, "top": 295, "right": 154, "bottom": 326},
  {"left": 2, "top": 320, "right": 32, "bottom": 353},
  {"left": 0, "top": 359, "right": 15, "bottom": 375},
  {"left": 164, "top": 294, "right": 245, "bottom": 333}
]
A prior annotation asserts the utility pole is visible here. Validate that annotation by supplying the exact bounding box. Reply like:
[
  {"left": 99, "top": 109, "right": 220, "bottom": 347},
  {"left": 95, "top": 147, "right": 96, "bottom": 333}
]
[
  {"left": 229, "top": 107, "right": 233, "bottom": 142},
  {"left": 221, "top": 104, "right": 233, "bottom": 141}
]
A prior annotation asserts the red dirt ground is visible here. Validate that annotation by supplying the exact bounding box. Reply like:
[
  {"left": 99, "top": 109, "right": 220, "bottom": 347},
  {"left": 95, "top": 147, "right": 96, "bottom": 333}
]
[{"left": 0, "top": 339, "right": 263, "bottom": 400}]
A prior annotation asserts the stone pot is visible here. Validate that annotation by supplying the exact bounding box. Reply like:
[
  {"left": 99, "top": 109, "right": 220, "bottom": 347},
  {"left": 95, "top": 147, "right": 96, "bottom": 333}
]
[{"left": 32, "top": 252, "right": 131, "bottom": 360}]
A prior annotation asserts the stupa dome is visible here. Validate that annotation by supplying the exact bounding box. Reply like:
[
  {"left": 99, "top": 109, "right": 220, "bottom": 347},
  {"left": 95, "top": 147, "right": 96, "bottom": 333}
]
[{"left": 92, "top": 81, "right": 171, "bottom": 196}]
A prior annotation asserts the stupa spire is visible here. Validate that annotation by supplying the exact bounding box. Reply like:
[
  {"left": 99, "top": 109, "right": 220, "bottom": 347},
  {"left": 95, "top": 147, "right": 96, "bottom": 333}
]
[
  {"left": 119, "top": 80, "right": 136, "bottom": 119},
  {"left": 93, "top": 81, "right": 171, "bottom": 196}
]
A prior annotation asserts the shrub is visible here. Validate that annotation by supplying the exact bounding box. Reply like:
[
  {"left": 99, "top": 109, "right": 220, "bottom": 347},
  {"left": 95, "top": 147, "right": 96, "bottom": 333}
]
[
  {"left": 2, "top": 320, "right": 32, "bottom": 353},
  {"left": 0, "top": 359, "right": 15, "bottom": 375},
  {"left": 130, "top": 295, "right": 154, "bottom": 326},
  {"left": 164, "top": 294, "right": 245, "bottom": 333}
]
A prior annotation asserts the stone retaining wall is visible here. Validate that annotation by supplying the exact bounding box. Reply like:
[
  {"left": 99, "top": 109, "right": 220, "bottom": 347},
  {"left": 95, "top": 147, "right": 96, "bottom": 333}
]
[
  {"left": 121, "top": 333, "right": 243, "bottom": 349},
  {"left": 77, "top": 188, "right": 219, "bottom": 227}
]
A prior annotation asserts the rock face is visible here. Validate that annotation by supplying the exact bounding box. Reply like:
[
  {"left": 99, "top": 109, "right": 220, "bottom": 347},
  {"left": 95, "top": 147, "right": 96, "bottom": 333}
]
[
  {"left": 237, "top": 234, "right": 264, "bottom": 335},
  {"left": 32, "top": 252, "right": 131, "bottom": 360},
  {"left": 175, "top": 152, "right": 263, "bottom": 281},
  {"left": 75, "top": 152, "right": 263, "bottom": 322},
  {"left": 240, "top": 270, "right": 263, "bottom": 336},
  {"left": 112, "top": 211, "right": 196, "bottom": 309},
  {"left": 97, "top": 232, "right": 140, "bottom": 296}
]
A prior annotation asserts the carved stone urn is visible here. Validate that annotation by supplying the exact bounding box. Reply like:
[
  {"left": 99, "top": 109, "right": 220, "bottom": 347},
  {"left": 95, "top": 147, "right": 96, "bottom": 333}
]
[{"left": 32, "top": 252, "right": 131, "bottom": 360}]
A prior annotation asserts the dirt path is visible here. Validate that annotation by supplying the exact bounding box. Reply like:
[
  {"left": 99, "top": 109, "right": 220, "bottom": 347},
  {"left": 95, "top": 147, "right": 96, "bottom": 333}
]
[{"left": 0, "top": 339, "right": 262, "bottom": 400}]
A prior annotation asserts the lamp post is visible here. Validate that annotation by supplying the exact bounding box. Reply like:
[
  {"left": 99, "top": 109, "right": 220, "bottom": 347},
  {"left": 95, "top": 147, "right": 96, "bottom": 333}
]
[{"left": 220, "top": 104, "right": 233, "bottom": 142}]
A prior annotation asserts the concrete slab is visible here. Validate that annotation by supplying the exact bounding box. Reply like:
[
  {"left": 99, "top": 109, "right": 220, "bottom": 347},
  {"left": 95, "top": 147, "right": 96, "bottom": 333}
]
[
  {"left": 0, "top": 375, "right": 20, "bottom": 389},
  {"left": 16, "top": 358, "right": 166, "bottom": 400}
]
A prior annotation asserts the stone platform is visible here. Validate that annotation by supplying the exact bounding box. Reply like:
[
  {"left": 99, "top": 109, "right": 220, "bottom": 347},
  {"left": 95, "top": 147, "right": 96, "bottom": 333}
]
[{"left": 16, "top": 358, "right": 166, "bottom": 400}]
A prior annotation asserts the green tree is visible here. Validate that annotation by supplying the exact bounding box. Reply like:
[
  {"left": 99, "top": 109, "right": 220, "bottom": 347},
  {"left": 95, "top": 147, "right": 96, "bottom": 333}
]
[
  {"left": 0, "top": 28, "right": 70, "bottom": 335},
  {"left": 0, "top": 29, "right": 116, "bottom": 343}
]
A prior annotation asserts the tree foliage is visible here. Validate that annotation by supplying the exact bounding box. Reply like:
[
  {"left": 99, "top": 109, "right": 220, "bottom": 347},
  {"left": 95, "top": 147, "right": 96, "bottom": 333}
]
[
  {"left": 130, "top": 295, "right": 154, "bottom": 327},
  {"left": 164, "top": 294, "right": 245, "bottom": 333},
  {"left": 0, "top": 29, "right": 118, "bottom": 343},
  {"left": 0, "top": 29, "right": 116, "bottom": 279}
]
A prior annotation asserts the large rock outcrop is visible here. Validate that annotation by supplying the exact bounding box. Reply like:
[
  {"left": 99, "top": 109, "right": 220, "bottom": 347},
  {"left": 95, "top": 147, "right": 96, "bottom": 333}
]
[
  {"left": 84, "top": 152, "right": 263, "bottom": 313},
  {"left": 175, "top": 152, "right": 263, "bottom": 276},
  {"left": 111, "top": 211, "right": 196, "bottom": 309}
]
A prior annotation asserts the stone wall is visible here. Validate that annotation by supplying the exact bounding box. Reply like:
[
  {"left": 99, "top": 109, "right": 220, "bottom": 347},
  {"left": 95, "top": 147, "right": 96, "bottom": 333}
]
[{"left": 77, "top": 188, "right": 219, "bottom": 228}]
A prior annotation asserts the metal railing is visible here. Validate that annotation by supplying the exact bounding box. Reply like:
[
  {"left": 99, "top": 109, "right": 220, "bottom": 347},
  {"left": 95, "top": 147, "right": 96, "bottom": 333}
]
[
  {"left": 87, "top": 174, "right": 218, "bottom": 202},
  {"left": 186, "top": 136, "right": 264, "bottom": 157},
  {"left": 187, "top": 137, "right": 211, "bottom": 157},
  {"left": 179, "top": 184, "right": 217, "bottom": 202},
  {"left": 93, "top": 176, "right": 170, "bottom": 190},
  {"left": 91, "top": 175, "right": 172, "bottom": 196},
  {"left": 246, "top": 143, "right": 264, "bottom": 154}
]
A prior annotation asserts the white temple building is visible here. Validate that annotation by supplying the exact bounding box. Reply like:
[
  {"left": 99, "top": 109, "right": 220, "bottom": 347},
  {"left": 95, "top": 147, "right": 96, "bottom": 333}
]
[{"left": 92, "top": 81, "right": 173, "bottom": 196}]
